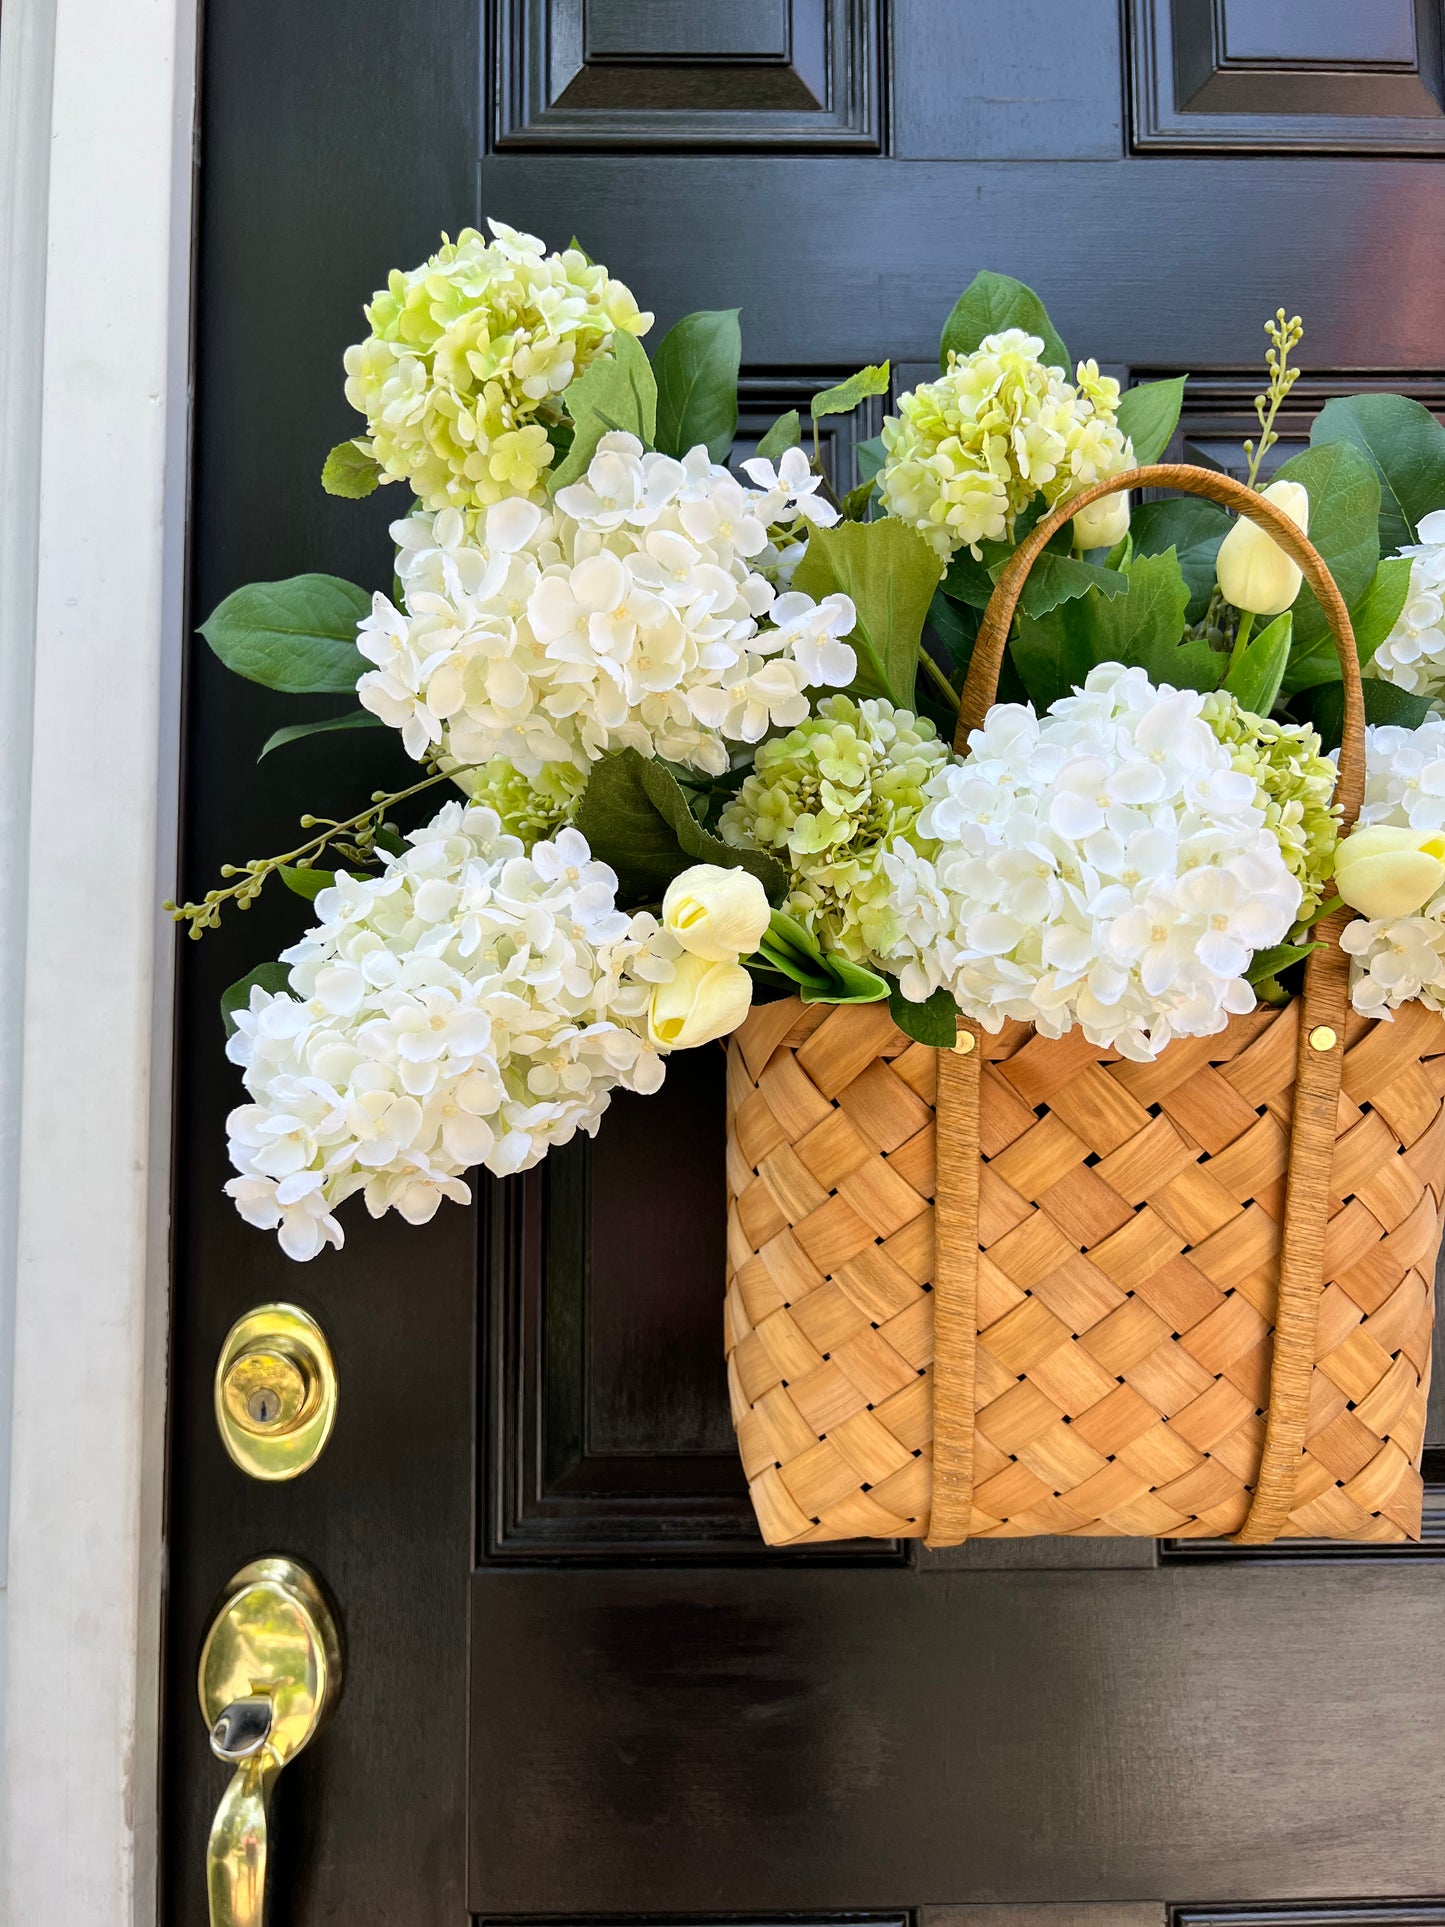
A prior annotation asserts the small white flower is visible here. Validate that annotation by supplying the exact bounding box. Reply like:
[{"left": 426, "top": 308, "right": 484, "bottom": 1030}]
[
  {"left": 740, "top": 446, "right": 840, "bottom": 527},
  {"left": 1365, "top": 510, "right": 1445, "bottom": 701}
]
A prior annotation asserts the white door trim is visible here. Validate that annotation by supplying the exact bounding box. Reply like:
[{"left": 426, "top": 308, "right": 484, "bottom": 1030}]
[{"left": 0, "top": 0, "right": 196, "bottom": 1916}]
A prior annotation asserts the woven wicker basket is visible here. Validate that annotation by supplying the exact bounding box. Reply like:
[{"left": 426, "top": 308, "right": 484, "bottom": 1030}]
[{"left": 725, "top": 464, "right": 1445, "bottom": 1547}]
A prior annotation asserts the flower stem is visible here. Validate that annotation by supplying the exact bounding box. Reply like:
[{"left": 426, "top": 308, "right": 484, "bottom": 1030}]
[
  {"left": 1227, "top": 608, "right": 1256, "bottom": 676},
  {"left": 918, "top": 650, "right": 962, "bottom": 713},
  {"left": 164, "top": 764, "right": 475, "bottom": 937}
]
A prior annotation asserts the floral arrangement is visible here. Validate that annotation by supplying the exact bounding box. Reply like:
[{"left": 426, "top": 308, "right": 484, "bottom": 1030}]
[{"left": 173, "top": 223, "right": 1445, "bottom": 1259}]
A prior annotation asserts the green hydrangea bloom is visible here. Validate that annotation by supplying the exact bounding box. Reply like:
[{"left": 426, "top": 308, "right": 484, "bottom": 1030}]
[
  {"left": 1202, "top": 690, "right": 1340, "bottom": 918},
  {"left": 879, "top": 332, "right": 1133, "bottom": 561},
  {"left": 454, "top": 757, "right": 585, "bottom": 848},
  {"left": 719, "top": 695, "right": 950, "bottom": 962},
  {"left": 343, "top": 221, "right": 652, "bottom": 517}
]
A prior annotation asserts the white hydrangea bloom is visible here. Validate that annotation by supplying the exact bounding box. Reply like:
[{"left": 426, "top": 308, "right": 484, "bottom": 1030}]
[
  {"left": 224, "top": 805, "right": 678, "bottom": 1260},
  {"left": 1340, "top": 714, "right": 1445, "bottom": 1016},
  {"left": 355, "top": 433, "right": 857, "bottom": 777},
  {"left": 880, "top": 663, "right": 1301, "bottom": 1061},
  {"left": 1365, "top": 510, "right": 1445, "bottom": 700}
]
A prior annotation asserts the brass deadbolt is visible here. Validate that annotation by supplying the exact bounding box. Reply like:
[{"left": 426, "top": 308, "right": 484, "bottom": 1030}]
[{"left": 214, "top": 1304, "right": 337, "bottom": 1481}]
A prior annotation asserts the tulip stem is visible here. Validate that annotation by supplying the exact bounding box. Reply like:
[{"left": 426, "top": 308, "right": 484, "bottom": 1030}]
[
  {"left": 1228, "top": 609, "right": 1256, "bottom": 675},
  {"left": 917, "top": 650, "right": 962, "bottom": 712}
]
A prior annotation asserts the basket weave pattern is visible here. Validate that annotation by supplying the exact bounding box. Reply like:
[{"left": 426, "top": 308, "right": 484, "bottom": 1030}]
[{"left": 725, "top": 995, "right": 1445, "bottom": 1545}]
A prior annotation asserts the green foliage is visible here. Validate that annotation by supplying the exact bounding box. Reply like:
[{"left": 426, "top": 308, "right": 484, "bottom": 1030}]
[
  {"left": 1310, "top": 391, "right": 1445, "bottom": 555},
  {"left": 548, "top": 331, "right": 657, "bottom": 491},
  {"left": 854, "top": 434, "right": 885, "bottom": 485},
  {"left": 200, "top": 575, "right": 371, "bottom": 694},
  {"left": 811, "top": 363, "right": 890, "bottom": 423},
  {"left": 321, "top": 438, "right": 382, "bottom": 499},
  {"left": 1115, "top": 376, "right": 1185, "bottom": 466},
  {"left": 1013, "top": 548, "right": 1207, "bottom": 709},
  {"left": 279, "top": 864, "right": 336, "bottom": 900},
  {"left": 750, "top": 911, "right": 890, "bottom": 1005},
  {"left": 1350, "top": 556, "right": 1414, "bottom": 667},
  {"left": 840, "top": 478, "right": 876, "bottom": 521},
  {"left": 939, "top": 270, "right": 1069, "bottom": 376},
  {"left": 1297, "top": 675, "right": 1432, "bottom": 752},
  {"left": 221, "top": 962, "right": 292, "bottom": 1037},
  {"left": 887, "top": 981, "right": 961, "bottom": 1047},
  {"left": 1246, "top": 940, "right": 1321, "bottom": 1004},
  {"left": 1016, "top": 552, "right": 1129, "bottom": 621},
  {"left": 260, "top": 708, "right": 384, "bottom": 759},
  {"left": 651, "top": 308, "right": 741, "bottom": 462},
  {"left": 1129, "top": 497, "right": 1229, "bottom": 623},
  {"left": 1273, "top": 439, "right": 1380, "bottom": 692},
  {"left": 755, "top": 409, "right": 801, "bottom": 462},
  {"left": 574, "top": 748, "right": 787, "bottom": 902},
  {"left": 791, "top": 516, "right": 943, "bottom": 709},
  {"left": 1222, "top": 611, "right": 1291, "bottom": 717}
]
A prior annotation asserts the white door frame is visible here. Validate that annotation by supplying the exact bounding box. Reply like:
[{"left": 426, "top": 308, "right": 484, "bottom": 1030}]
[{"left": 0, "top": 0, "right": 196, "bottom": 1917}]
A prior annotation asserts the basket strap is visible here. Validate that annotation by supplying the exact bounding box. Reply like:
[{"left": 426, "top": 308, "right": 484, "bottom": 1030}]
[{"left": 926, "top": 1032, "right": 981, "bottom": 1547}]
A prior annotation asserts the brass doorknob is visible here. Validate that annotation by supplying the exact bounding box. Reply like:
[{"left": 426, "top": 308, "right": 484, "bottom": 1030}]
[
  {"left": 199, "top": 1557, "right": 342, "bottom": 1927},
  {"left": 214, "top": 1304, "right": 337, "bottom": 1480}
]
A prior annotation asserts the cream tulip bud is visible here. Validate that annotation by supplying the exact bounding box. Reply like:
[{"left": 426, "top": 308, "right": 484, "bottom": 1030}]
[
  {"left": 662, "top": 864, "right": 771, "bottom": 963},
  {"left": 1071, "top": 489, "right": 1130, "bottom": 552},
  {"left": 647, "top": 953, "right": 754, "bottom": 1050},
  {"left": 1216, "top": 478, "right": 1310, "bottom": 616},
  {"left": 1334, "top": 824, "right": 1445, "bottom": 920}
]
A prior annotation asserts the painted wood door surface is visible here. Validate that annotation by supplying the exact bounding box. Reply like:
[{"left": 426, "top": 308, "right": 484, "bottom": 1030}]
[{"left": 165, "top": 4, "right": 1445, "bottom": 1923}]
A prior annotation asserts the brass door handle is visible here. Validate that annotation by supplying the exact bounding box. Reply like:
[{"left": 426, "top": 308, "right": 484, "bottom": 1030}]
[{"left": 198, "top": 1557, "right": 342, "bottom": 1927}]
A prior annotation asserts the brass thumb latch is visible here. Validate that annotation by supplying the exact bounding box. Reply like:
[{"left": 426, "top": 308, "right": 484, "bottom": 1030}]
[{"left": 199, "top": 1557, "right": 342, "bottom": 1927}]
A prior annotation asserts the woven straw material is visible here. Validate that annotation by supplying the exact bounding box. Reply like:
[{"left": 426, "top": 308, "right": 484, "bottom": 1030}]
[{"left": 725, "top": 995, "right": 1445, "bottom": 1545}]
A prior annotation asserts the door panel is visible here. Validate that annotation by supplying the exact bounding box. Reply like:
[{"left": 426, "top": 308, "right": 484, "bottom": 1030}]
[{"left": 165, "top": 2, "right": 1445, "bottom": 1922}]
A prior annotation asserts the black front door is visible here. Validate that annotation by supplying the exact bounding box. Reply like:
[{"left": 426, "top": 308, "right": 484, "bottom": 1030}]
[{"left": 165, "top": 3, "right": 1445, "bottom": 1922}]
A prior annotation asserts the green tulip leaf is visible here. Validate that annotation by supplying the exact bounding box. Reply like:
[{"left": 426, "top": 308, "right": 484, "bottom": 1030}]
[
  {"left": 750, "top": 911, "right": 890, "bottom": 1005},
  {"left": 939, "top": 271, "right": 1070, "bottom": 376},
  {"left": 1310, "top": 392, "right": 1445, "bottom": 556},
  {"left": 652, "top": 308, "right": 741, "bottom": 463},
  {"left": 200, "top": 574, "right": 371, "bottom": 694},
  {"left": 792, "top": 515, "right": 943, "bottom": 710},
  {"left": 548, "top": 331, "right": 658, "bottom": 492},
  {"left": 1223, "top": 611, "right": 1291, "bottom": 718},
  {"left": 1116, "top": 376, "right": 1186, "bottom": 466},
  {"left": 575, "top": 748, "right": 787, "bottom": 903}
]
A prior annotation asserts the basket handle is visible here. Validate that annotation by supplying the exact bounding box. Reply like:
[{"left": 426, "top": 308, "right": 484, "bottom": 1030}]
[
  {"left": 953, "top": 461, "right": 1364, "bottom": 832},
  {"left": 929, "top": 462, "right": 1363, "bottom": 1550}
]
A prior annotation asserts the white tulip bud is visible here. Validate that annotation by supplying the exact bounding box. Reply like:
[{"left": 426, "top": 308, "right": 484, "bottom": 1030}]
[
  {"left": 1335, "top": 824, "right": 1445, "bottom": 920},
  {"left": 662, "top": 864, "right": 771, "bottom": 963},
  {"left": 1071, "top": 489, "right": 1130, "bottom": 552},
  {"left": 647, "top": 953, "right": 754, "bottom": 1050},
  {"left": 1216, "top": 478, "right": 1310, "bottom": 616}
]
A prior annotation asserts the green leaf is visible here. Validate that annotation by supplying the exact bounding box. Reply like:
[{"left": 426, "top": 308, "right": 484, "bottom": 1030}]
[
  {"left": 1245, "top": 940, "right": 1321, "bottom": 987},
  {"left": 926, "top": 588, "right": 979, "bottom": 684},
  {"left": 321, "top": 438, "right": 382, "bottom": 499},
  {"left": 1297, "top": 675, "right": 1432, "bottom": 752},
  {"left": 1115, "top": 376, "right": 1185, "bottom": 467},
  {"left": 840, "top": 478, "right": 876, "bottom": 521},
  {"left": 1350, "top": 555, "right": 1413, "bottom": 667},
  {"left": 751, "top": 912, "right": 890, "bottom": 1005},
  {"left": 939, "top": 271, "right": 1070, "bottom": 376},
  {"left": 791, "top": 517, "right": 943, "bottom": 709},
  {"left": 1310, "top": 392, "right": 1445, "bottom": 555},
  {"left": 651, "top": 308, "right": 741, "bottom": 463},
  {"left": 548, "top": 332, "right": 658, "bottom": 492},
  {"left": 200, "top": 575, "right": 370, "bottom": 693},
  {"left": 755, "top": 409, "right": 801, "bottom": 462},
  {"left": 811, "top": 363, "right": 890, "bottom": 422},
  {"left": 941, "top": 550, "right": 996, "bottom": 611},
  {"left": 566, "top": 236, "right": 593, "bottom": 264},
  {"left": 854, "top": 434, "right": 885, "bottom": 485},
  {"left": 1223, "top": 611, "right": 1291, "bottom": 717},
  {"left": 887, "top": 981, "right": 961, "bottom": 1048},
  {"left": 1274, "top": 439, "right": 1380, "bottom": 692},
  {"left": 1014, "top": 548, "right": 1207, "bottom": 708},
  {"left": 221, "top": 961, "right": 292, "bottom": 1038},
  {"left": 1017, "top": 552, "right": 1129, "bottom": 621},
  {"left": 280, "top": 864, "right": 336, "bottom": 900},
  {"left": 574, "top": 748, "right": 788, "bottom": 902},
  {"left": 259, "top": 707, "right": 384, "bottom": 759},
  {"left": 1129, "top": 497, "right": 1229, "bottom": 623}
]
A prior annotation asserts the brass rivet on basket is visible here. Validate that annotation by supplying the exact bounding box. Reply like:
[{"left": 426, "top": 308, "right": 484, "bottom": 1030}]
[
  {"left": 952, "top": 1028, "right": 975, "bottom": 1054},
  {"left": 1309, "top": 1025, "right": 1338, "bottom": 1052}
]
